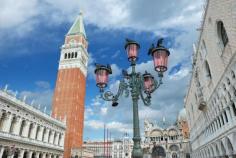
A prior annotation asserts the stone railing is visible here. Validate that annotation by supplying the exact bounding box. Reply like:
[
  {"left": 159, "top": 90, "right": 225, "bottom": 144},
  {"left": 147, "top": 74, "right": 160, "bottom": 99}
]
[
  {"left": 0, "top": 90, "right": 66, "bottom": 129},
  {"left": 0, "top": 131, "right": 64, "bottom": 151}
]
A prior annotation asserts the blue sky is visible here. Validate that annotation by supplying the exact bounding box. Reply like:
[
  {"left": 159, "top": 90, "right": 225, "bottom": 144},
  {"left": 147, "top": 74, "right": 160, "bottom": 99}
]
[{"left": 0, "top": 0, "right": 204, "bottom": 140}]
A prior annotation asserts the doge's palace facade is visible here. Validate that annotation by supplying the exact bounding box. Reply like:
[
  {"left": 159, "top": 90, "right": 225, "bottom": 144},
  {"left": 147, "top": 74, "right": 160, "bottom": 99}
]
[
  {"left": 184, "top": 0, "right": 236, "bottom": 158},
  {"left": 0, "top": 88, "right": 66, "bottom": 158}
]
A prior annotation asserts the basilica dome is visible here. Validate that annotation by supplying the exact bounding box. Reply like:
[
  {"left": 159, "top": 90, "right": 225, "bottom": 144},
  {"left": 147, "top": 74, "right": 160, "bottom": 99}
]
[{"left": 178, "top": 108, "right": 187, "bottom": 122}]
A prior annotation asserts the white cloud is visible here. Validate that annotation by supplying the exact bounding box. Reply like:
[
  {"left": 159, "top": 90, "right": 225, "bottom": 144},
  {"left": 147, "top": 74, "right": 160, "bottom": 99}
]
[
  {"left": 87, "top": 53, "right": 121, "bottom": 81},
  {"left": 85, "top": 120, "right": 105, "bottom": 129},
  {"left": 100, "top": 107, "right": 108, "bottom": 116},
  {"left": 85, "top": 108, "right": 94, "bottom": 120},
  {"left": 169, "top": 68, "right": 190, "bottom": 81},
  {"left": 110, "top": 64, "right": 122, "bottom": 79},
  {"left": 111, "top": 50, "right": 121, "bottom": 59},
  {"left": 16, "top": 81, "right": 54, "bottom": 113},
  {"left": 35, "top": 81, "right": 51, "bottom": 89},
  {"left": 0, "top": 0, "right": 39, "bottom": 36},
  {"left": 0, "top": 0, "right": 204, "bottom": 36},
  {"left": 107, "top": 121, "right": 132, "bottom": 133},
  {"left": 90, "top": 96, "right": 103, "bottom": 107},
  {"left": 85, "top": 120, "right": 132, "bottom": 133}
]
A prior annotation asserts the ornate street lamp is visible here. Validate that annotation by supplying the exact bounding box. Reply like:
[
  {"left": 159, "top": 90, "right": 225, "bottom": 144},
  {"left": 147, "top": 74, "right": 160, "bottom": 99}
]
[
  {"left": 94, "top": 38, "right": 170, "bottom": 158},
  {"left": 94, "top": 64, "right": 112, "bottom": 91}
]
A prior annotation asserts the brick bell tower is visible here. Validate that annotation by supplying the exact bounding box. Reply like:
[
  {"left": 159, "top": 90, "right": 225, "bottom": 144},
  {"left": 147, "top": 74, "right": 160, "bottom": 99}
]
[{"left": 52, "top": 12, "right": 88, "bottom": 158}]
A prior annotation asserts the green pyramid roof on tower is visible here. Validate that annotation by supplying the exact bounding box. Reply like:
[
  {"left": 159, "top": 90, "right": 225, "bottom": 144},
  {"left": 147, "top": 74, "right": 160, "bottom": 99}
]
[{"left": 67, "top": 12, "right": 86, "bottom": 38}]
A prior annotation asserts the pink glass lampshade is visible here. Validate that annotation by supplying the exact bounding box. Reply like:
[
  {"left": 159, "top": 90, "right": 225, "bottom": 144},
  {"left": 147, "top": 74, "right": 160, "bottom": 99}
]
[
  {"left": 143, "top": 72, "right": 154, "bottom": 93},
  {"left": 125, "top": 39, "right": 140, "bottom": 62},
  {"left": 152, "top": 49, "right": 169, "bottom": 72},
  {"left": 95, "top": 64, "right": 112, "bottom": 89}
]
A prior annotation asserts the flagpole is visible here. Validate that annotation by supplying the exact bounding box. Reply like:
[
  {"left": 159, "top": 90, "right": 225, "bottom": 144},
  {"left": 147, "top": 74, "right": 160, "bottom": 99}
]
[
  {"left": 106, "top": 128, "right": 108, "bottom": 158},
  {"left": 104, "top": 124, "right": 106, "bottom": 158}
]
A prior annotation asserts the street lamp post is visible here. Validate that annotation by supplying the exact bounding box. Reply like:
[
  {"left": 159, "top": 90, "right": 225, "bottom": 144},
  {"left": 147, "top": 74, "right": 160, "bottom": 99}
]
[{"left": 94, "top": 38, "right": 170, "bottom": 158}]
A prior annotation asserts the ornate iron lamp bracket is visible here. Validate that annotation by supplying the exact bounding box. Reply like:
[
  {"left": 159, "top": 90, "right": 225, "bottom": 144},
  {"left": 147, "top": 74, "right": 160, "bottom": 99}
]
[{"left": 100, "top": 79, "right": 129, "bottom": 103}]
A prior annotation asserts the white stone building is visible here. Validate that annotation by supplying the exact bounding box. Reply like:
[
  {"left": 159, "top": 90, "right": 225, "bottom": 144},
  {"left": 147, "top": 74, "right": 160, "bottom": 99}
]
[
  {"left": 143, "top": 112, "right": 191, "bottom": 158},
  {"left": 82, "top": 134, "right": 132, "bottom": 158},
  {"left": 122, "top": 133, "right": 132, "bottom": 158},
  {"left": 112, "top": 140, "right": 123, "bottom": 158},
  {"left": 184, "top": 0, "right": 236, "bottom": 157},
  {"left": 112, "top": 135, "right": 132, "bottom": 158},
  {"left": 83, "top": 141, "right": 112, "bottom": 158},
  {"left": 0, "top": 88, "right": 66, "bottom": 158},
  {"left": 71, "top": 147, "right": 94, "bottom": 158}
]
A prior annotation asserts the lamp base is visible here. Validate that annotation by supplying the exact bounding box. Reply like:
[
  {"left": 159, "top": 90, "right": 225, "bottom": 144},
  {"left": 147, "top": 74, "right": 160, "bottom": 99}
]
[{"left": 132, "top": 148, "right": 143, "bottom": 158}]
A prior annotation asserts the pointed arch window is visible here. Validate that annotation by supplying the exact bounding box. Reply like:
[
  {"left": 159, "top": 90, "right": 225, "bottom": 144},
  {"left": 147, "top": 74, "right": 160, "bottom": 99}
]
[
  {"left": 75, "top": 52, "right": 78, "bottom": 58},
  {"left": 201, "top": 40, "right": 207, "bottom": 58},
  {"left": 217, "top": 21, "right": 228, "bottom": 47},
  {"left": 68, "top": 53, "right": 71, "bottom": 59},
  {"left": 71, "top": 52, "right": 74, "bottom": 58},
  {"left": 64, "top": 53, "right": 67, "bottom": 59},
  {"left": 204, "top": 61, "right": 212, "bottom": 80}
]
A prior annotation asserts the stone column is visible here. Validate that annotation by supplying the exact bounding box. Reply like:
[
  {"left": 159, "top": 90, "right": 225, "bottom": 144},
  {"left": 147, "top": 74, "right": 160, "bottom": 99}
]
[
  {"left": 218, "top": 117, "right": 223, "bottom": 127},
  {"left": 54, "top": 132, "right": 59, "bottom": 145},
  {"left": 2, "top": 112, "right": 13, "bottom": 132},
  {"left": 0, "top": 110, "right": 3, "bottom": 119},
  {"left": 12, "top": 117, "right": 22, "bottom": 135},
  {"left": 226, "top": 108, "right": 232, "bottom": 122},
  {"left": 37, "top": 126, "right": 44, "bottom": 141},
  {"left": 220, "top": 114, "right": 225, "bottom": 126},
  {"left": 215, "top": 120, "right": 219, "bottom": 129},
  {"left": 18, "top": 149, "right": 25, "bottom": 158},
  {"left": 41, "top": 153, "right": 46, "bottom": 158},
  {"left": 229, "top": 104, "right": 235, "bottom": 119},
  {"left": 7, "top": 155, "right": 14, "bottom": 158},
  {"left": 35, "top": 152, "right": 40, "bottom": 158},
  {"left": 217, "top": 118, "right": 220, "bottom": 128},
  {"left": 43, "top": 128, "right": 50, "bottom": 142},
  {"left": 47, "top": 154, "right": 52, "bottom": 158},
  {"left": 49, "top": 131, "right": 55, "bottom": 144},
  {"left": 22, "top": 120, "right": 31, "bottom": 137},
  {"left": 212, "top": 122, "right": 216, "bottom": 132},
  {"left": 59, "top": 134, "right": 64, "bottom": 146},
  {"left": 29, "top": 123, "right": 37, "bottom": 139},
  {"left": 26, "top": 151, "right": 32, "bottom": 158},
  {"left": 0, "top": 146, "right": 5, "bottom": 158},
  {"left": 223, "top": 111, "right": 227, "bottom": 124},
  {"left": 216, "top": 120, "right": 219, "bottom": 130}
]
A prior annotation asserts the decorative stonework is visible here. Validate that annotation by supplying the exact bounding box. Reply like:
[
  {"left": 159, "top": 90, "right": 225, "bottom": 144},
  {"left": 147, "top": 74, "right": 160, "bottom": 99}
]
[
  {"left": 184, "top": 0, "right": 236, "bottom": 157},
  {"left": 0, "top": 89, "right": 66, "bottom": 158},
  {"left": 143, "top": 117, "right": 191, "bottom": 158},
  {"left": 59, "top": 44, "right": 88, "bottom": 77}
]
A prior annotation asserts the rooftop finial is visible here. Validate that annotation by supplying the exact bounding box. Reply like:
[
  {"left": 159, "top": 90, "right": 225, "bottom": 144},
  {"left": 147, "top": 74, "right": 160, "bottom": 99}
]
[
  {"left": 31, "top": 100, "right": 35, "bottom": 105},
  {"left": 67, "top": 10, "right": 87, "bottom": 38},
  {"left": 4, "top": 84, "right": 8, "bottom": 91},
  {"left": 163, "top": 116, "right": 166, "bottom": 123},
  {"left": 44, "top": 106, "right": 47, "bottom": 113},
  {"left": 14, "top": 91, "right": 18, "bottom": 97},
  {"left": 23, "top": 96, "right": 27, "bottom": 102}
]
